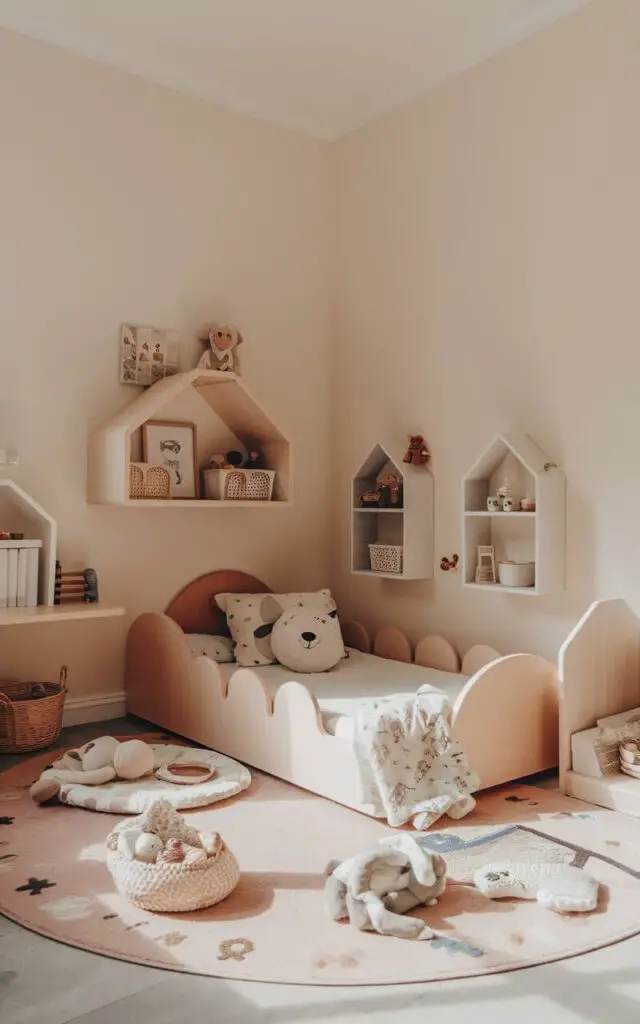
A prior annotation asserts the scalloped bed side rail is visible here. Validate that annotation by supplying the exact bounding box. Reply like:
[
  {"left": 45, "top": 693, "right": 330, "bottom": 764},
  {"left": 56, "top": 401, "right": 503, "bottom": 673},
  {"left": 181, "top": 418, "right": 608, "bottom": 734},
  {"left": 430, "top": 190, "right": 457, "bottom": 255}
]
[{"left": 341, "top": 620, "right": 498, "bottom": 675}]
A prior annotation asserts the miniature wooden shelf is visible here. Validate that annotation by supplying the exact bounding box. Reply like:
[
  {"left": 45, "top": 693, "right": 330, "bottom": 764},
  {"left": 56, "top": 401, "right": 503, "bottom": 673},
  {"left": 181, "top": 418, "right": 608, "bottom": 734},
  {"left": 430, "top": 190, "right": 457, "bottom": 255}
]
[
  {"left": 351, "top": 441, "right": 433, "bottom": 580},
  {"left": 0, "top": 604, "right": 126, "bottom": 626},
  {"left": 461, "top": 433, "right": 565, "bottom": 596},
  {"left": 87, "top": 370, "right": 290, "bottom": 506}
]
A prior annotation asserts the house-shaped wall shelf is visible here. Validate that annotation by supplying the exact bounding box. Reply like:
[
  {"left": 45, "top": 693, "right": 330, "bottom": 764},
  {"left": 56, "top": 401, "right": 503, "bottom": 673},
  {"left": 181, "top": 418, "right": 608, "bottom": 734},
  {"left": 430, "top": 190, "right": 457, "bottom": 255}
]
[
  {"left": 87, "top": 370, "right": 290, "bottom": 506},
  {"left": 462, "top": 433, "right": 565, "bottom": 595},
  {"left": 351, "top": 442, "right": 433, "bottom": 580},
  {"left": 0, "top": 479, "right": 56, "bottom": 606}
]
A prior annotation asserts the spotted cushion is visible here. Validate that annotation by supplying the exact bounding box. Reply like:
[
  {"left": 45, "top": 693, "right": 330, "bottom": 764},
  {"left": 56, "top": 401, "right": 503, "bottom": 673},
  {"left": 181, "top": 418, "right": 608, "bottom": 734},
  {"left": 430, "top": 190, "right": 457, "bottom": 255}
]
[{"left": 215, "top": 590, "right": 340, "bottom": 667}]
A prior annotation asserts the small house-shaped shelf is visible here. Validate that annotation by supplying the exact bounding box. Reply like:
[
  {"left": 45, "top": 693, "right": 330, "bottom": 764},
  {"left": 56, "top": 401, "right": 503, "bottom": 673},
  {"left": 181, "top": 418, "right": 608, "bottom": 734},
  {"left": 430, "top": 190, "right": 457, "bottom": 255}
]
[
  {"left": 462, "top": 433, "right": 565, "bottom": 595},
  {"left": 351, "top": 442, "right": 433, "bottom": 580},
  {"left": 0, "top": 479, "right": 56, "bottom": 606},
  {"left": 87, "top": 370, "right": 290, "bottom": 506}
]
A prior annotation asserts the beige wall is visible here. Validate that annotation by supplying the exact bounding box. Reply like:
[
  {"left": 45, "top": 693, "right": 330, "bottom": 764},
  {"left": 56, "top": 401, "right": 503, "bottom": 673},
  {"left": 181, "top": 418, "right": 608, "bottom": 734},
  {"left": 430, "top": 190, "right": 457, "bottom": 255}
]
[
  {"left": 0, "top": 30, "right": 331, "bottom": 698},
  {"left": 331, "top": 0, "right": 640, "bottom": 661},
  {"left": 2, "top": 0, "right": 638, "bottom": 701}
]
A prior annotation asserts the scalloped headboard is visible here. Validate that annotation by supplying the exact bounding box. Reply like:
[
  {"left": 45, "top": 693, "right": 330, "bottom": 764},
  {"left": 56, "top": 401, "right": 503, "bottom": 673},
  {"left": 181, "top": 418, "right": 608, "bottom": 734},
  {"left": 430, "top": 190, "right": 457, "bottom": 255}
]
[{"left": 165, "top": 570, "right": 270, "bottom": 635}]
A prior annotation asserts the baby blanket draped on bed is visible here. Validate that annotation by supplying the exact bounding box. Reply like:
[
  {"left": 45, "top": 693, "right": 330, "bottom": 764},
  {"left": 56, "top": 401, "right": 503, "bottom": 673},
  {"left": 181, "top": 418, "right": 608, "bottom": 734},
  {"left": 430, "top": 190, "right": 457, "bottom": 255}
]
[{"left": 351, "top": 687, "right": 480, "bottom": 830}]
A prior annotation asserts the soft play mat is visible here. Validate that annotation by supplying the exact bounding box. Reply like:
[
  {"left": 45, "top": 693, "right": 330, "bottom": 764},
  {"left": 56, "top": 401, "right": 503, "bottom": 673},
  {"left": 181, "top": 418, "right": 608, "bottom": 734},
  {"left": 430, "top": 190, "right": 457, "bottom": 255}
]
[
  {"left": 2, "top": 749, "right": 640, "bottom": 985},
  {"left": 48, "top": 745, "right": 251, "bottom": 813}
]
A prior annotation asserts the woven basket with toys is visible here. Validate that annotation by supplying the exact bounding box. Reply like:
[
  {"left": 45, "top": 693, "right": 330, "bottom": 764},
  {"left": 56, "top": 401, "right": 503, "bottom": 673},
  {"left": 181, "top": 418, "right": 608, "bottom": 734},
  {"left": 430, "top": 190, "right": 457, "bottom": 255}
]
[{"left": 106, "top": 799, "right": 239, "bottom": 912}]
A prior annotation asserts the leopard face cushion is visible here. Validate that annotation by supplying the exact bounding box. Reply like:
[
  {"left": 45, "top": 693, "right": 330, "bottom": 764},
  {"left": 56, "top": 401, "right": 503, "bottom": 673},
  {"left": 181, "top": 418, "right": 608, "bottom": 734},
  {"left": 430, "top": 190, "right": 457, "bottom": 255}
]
[{"left": 215, "top": 590, "right": 343, "bottom": 667}]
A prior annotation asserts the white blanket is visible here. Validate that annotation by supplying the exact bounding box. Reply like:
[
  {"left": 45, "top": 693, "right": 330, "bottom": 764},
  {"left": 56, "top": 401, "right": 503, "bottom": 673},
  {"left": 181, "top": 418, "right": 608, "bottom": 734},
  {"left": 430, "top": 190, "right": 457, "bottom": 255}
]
[{"left": 352, "top": 687, "right": 480, "bottom": 830}]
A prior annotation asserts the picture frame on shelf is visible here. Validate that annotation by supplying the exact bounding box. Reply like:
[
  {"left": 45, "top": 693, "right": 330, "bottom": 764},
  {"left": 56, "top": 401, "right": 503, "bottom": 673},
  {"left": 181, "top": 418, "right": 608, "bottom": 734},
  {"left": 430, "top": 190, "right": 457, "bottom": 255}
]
[
  {"left": 120, "top": 325, "right": 180, "bottom": 386},
  {"left": 142, "top": 421, "right": 198, "bottom": 499}
]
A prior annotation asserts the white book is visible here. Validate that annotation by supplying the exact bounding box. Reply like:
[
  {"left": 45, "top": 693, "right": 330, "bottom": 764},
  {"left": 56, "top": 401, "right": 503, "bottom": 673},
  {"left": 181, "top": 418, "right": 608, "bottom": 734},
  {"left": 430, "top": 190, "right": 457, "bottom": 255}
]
[
  {"left": 6, "top": 549, "right": 18, "bottom": 607},
  {"left": 16, "top": 548, "right": 28, "bottom": 607},
  {"left": 0, "top": 549, "right": 7, "bottom": 608},
  {"left": 26, "top": 547, "right": 39, "bottom": 607}
]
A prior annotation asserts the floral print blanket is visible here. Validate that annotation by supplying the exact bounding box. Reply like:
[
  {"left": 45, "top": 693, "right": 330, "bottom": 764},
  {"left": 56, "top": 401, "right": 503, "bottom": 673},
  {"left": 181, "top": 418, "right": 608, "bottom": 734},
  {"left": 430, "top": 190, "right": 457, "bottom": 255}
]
[{"left": 351, "top": 687, "right": 480, "bottom": 830}]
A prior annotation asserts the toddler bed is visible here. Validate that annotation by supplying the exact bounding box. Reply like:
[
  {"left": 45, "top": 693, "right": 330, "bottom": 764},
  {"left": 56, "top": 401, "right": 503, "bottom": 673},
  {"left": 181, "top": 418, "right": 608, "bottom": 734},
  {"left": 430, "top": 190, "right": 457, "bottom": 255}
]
[{"left": 125, "top": 570, "right": 559, "bottom": 817}]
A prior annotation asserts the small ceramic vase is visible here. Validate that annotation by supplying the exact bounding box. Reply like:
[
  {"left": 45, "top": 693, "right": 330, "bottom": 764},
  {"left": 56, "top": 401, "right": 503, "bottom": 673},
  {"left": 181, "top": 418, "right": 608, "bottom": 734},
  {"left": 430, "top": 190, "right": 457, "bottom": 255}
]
[
  {"left": 502, "top": 498, "right": 514, "bottom": 513},
  {"left": 487, "top": 496, "right": 500, "bottom": 512}
]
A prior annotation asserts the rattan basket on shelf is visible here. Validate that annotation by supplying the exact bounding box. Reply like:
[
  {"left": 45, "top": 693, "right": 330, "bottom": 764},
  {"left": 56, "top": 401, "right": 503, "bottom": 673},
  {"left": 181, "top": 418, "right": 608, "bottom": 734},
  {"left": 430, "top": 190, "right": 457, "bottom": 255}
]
[{"left": 0, "top": 665, "right": 67, "bottom": 753}]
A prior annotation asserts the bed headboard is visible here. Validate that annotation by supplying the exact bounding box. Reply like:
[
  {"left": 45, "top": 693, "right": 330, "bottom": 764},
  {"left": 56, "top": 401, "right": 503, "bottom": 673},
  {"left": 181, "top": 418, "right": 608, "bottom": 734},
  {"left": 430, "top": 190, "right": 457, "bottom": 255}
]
[{"left": 165, "top": 570, "right": 271, "bottom": 635}]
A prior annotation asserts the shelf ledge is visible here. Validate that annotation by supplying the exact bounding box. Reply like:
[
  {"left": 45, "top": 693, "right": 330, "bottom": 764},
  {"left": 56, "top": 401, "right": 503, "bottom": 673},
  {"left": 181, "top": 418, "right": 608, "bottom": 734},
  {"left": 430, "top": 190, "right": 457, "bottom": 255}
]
[
  {"left": 464, "top": 511, "right": 536, "bottom": 518},
  {"left": 116, "top": 499, "right": 290, "bottom": 508},
  {"left": 463, "top": 583, "right": 538, "bottom": 596},
  {"left": 0, "top": 604, "right": 126, "bottom": 626}
]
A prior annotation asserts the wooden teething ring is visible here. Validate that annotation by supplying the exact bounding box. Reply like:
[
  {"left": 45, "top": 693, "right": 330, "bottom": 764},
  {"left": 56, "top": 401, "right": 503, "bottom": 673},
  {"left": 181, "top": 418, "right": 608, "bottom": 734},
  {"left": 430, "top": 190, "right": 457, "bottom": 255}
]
[{"left": 155, "top": 761, "right": 217, "bottom": 785}]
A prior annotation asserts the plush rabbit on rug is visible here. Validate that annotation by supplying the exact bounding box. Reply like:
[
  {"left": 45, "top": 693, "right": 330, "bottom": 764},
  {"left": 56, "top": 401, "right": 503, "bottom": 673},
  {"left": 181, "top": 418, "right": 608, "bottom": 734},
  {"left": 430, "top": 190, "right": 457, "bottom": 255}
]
[
  {"left": 324, "top": 833, "right": 447, "bottom": 940},
  {"left": 30, "top": 736, "right": 154, "bottom": 805}
]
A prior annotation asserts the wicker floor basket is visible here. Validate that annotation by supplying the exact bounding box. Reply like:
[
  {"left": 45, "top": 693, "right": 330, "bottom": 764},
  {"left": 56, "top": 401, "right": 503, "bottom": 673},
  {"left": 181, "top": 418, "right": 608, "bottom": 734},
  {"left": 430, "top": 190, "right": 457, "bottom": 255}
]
[
  {"left": 0, "top": 666, "right": 67, "bottom": 753},
  {"left": 106, "top": 842, "right": 240, "bottom": 913}
]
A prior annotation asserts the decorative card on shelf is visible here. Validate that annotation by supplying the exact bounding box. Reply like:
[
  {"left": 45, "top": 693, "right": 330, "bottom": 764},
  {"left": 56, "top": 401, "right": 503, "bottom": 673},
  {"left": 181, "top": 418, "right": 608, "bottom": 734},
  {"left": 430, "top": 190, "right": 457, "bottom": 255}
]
[{"left": 120, "top": 325, "right": 180, "bottom": 386}]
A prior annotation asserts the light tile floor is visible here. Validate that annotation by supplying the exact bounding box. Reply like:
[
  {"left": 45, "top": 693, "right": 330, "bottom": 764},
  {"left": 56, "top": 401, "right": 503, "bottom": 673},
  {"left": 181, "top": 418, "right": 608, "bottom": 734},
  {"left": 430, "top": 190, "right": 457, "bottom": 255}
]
[{"left": 2, "top": 720, "right": 639, "bottom": 1024}]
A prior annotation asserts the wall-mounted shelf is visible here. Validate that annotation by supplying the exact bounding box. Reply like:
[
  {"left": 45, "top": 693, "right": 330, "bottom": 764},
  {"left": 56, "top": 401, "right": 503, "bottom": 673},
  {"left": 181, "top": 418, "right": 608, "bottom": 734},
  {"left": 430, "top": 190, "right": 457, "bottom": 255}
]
[
  {"left": 351, "top": 441, "right": 433, "bottom": 580},
  {"left": 0, "top": 604, "right": 126, "bottom": 626},
  {"left": 0, "top": 480, "right": 56, "bottom": 606},
  {"left": 87, "top": 370, "right": 290, "bottom": 507},
  {"left": 461, "top": 433, "right": 565, "bottom": 596}
]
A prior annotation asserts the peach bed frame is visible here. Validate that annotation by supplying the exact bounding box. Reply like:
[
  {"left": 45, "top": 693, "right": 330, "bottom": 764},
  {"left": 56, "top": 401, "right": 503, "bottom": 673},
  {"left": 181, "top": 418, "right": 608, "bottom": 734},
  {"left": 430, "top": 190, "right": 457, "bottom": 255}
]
[{"left": 125, "top": 571, "right": 559, "bottom": 817}]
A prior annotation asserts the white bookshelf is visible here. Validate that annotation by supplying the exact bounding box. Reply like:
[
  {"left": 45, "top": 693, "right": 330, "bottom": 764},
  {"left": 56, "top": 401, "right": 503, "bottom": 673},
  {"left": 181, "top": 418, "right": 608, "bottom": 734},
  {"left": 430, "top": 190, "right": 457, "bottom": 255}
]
[
  {"left": 0, "top": 479, "right": 123, "bottom": 622},
  {"left": 351, "top": 441, "right": 433, "bottom": 580},
  {"left": 461, "top": 433, "right": 565, "bottom": 596},
  {"left": 0, "top": 480, "right": 56, "bottom": 606},
  {"left": 87, "top": 370, "right": 291, "bottom": 506}
]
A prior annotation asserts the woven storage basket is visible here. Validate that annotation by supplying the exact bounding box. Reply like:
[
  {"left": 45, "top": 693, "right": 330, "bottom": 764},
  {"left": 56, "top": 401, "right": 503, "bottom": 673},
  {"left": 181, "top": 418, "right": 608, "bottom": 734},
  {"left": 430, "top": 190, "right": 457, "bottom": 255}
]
[
  {"left": 369, "top": 544, "right": 403, "bottom": 574},
  {"left": 0, "top": 666, "right": 67, "bottom": 753},
  {"left": 105, "top": 840, "right": 239, "bottom": 913},
  {"left": 203, "top": 468, "right": 275, "bottom": 501},
  {"left": 129, "top": 462, "right": 171, "bottom": 499}
]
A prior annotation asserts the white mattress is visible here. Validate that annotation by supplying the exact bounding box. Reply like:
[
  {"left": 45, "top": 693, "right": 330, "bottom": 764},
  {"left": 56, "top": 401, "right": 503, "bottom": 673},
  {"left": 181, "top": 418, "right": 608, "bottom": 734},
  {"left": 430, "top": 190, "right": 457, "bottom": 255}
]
[{"left": 218, "top": 649, "right": 468, "bottom": 740}]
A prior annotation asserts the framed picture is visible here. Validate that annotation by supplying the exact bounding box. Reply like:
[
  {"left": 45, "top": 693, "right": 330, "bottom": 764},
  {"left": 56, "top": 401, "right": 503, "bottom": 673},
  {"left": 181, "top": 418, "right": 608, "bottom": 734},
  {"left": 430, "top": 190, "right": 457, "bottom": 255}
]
[
  {"left": 142, "top": 421, "right": 198, "bottom": 499},
  {"left": 120, "top": 325, "right": 180, "bottom": 386}
]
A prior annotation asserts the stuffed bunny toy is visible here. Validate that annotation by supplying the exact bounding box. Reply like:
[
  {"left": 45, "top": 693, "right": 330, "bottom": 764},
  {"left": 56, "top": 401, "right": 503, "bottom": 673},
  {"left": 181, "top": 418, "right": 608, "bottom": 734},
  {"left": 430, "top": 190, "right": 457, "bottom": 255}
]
[
  {"left": 30, "top": 736, "right": 154, "bottom": 805},
  {"left": 323, "top": 833, "right": 447, "bottom": 940},
  {"left": 197, "top": 322, "right": 242, "bottom": 373}
]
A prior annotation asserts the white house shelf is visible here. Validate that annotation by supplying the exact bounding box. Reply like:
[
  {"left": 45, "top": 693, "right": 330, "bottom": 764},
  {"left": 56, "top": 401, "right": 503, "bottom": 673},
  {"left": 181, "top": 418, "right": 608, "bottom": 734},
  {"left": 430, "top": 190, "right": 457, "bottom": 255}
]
[
  {"left": 351, "top": 442, "right": 433, "bottom": 580},
  {"left": 87, "top": 370, "right": 290, "bottom": 506},
  {"left": 0, "top": 479, "right": 57, "bottom": 606},
  {"left": 462, "top": 433, "right": 565, "bottom": 596},
  {"left": 0, "top": 479, "right": 124, "bottom": 621}
]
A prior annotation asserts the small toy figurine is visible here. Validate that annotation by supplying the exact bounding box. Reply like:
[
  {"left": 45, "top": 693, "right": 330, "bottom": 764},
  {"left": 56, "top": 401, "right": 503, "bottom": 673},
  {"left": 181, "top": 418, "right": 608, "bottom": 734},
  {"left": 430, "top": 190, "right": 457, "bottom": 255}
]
[
  {"left": 403, "top": 435, "right": 430, "bottom": 466},
  {"left": 377, "top": 472, "right": 403, "bottom": 508},
  {"left": 440, "top": 554, "right": 459, "bottom": 572},
  {"left": 497, "top": 478, "right": 511, "bottom": 510},
  {"left": 224, "top": 450, "right": 244, "bottom": 469},
  {"left": 197, "top": 323, "right": 243, "bottom": 373},
  {"left": 246, "top": 449, "right": 266, "bottom": 469}
]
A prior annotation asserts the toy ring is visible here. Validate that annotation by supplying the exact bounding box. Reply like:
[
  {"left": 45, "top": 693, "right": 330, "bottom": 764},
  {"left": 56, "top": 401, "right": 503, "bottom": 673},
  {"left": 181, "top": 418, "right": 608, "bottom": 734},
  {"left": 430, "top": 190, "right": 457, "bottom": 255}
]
[{"left": 155, "top": 761, "right": 217, "bottom": 785}]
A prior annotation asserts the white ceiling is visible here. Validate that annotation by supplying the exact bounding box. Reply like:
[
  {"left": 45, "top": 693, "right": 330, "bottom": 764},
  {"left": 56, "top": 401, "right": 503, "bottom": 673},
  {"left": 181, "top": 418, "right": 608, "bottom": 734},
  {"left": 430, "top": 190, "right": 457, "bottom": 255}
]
[{"left": 0, "top": 0, "right": 591, "bottom": 139}]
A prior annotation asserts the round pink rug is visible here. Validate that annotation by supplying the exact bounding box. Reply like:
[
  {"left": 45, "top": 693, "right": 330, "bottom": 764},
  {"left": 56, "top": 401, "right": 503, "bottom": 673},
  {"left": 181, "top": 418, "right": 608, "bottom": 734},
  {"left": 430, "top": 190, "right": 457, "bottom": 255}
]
[{"left": 2, "top": 741, "right": 640, "bottom": 985}]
